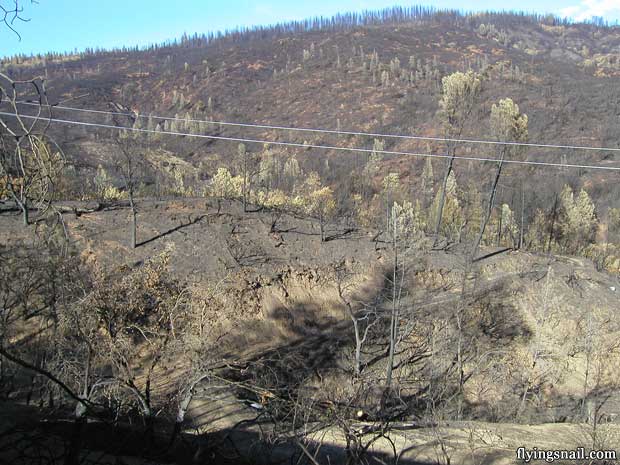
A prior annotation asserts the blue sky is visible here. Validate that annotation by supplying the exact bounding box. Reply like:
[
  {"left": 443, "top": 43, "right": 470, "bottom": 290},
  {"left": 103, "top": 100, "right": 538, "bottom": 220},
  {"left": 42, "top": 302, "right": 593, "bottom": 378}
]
[{"left": 1, "top": 0, "right": 619, "bottom": 57}]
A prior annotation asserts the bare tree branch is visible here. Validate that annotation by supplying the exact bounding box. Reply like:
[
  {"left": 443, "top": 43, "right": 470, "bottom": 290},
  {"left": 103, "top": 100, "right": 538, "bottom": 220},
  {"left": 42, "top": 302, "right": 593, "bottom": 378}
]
[{"left": 0, "top": 0, "right": 36, "bottom": 41}]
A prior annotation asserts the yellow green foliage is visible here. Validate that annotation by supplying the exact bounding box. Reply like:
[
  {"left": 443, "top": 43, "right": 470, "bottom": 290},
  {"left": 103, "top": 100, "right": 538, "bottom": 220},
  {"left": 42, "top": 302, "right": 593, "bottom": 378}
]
[
  {"left": 288, "top": 172, "right": 336, "bottom": 221},
  {"left": 306, "top": 186, "right": 336, "bottom": 220},
  {"left": 93, "top": 165, "right": 126, "bottom": 201},
  {"left": 439, "top": 71, "right": 482, "bottom": 133},
  {"left": 525, "top": 209, "right": 549, "bottom": 252},
  {"left": 0, "top": 176, "right": 20, "bottom": 200},
  {"left": 168, "top": 167, "right": 196, "bottom": 197},
  {"left": 209, "top": 167, "right": 243, "bottom": 199},
  {"left": 283, "top": 156, "right": 302, "bottom": 180},
  {"left": 256, "top": 189, "right": 289, "bottom": 209},
  {"left": 430, "top": 171, "right": 463, "bottom": 239},
  {"left": 100, "top": 185, "right": 127, "bottom": 201},
  {"left": 390, "top": 200, "right": 425, "bottom": 242},
  {"left": 559, "top": 185, "right": 598, "bottom": 253},
  {"left": 362, "top": 139, "right": 385, "bottom": 181},
  {"left": 490, "top": 98, "right": 528, "bottom": 146},
  {"left": 382, "top": 172, "right": 400, "bottom": 193},
  {"left": 461, "top": 181, "right": 483, "bottom": 240},
  {"left": 257, "top": 146, "right": 282, "bottom": 188},
  {"left": 351, "top": 193, "right": 372, "bottom": 227},
  {"left": 583, "top": 243, "right": 620, "bottom": 274},
  {"left": 0, "top": 138, "right": 63, "bottom": 203},
  {"left": 302, "top": 171, "right": 322, "bottom": 192},
  {"left": 487, "top": 203, "right": 519, "bottom": 247},
  {"left": 290, "top": 194, "right": 307, "bottom": 211},
  {"left": 421, "top": 157, "right": 434, "bottom": 198}
]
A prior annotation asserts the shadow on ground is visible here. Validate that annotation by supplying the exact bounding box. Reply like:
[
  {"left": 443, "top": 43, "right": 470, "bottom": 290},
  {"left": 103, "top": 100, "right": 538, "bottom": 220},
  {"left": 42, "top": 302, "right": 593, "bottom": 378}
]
[{"left": 0, "top": 402, "right": 438, "bottom": 465}]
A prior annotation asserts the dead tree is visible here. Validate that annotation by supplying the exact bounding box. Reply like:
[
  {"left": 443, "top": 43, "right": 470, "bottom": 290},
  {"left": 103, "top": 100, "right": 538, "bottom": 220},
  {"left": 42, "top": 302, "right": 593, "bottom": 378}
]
[
  {"left": 433, "top": 71, "right": 481, "bottom": 245},
  {"left": 113, "top": 129, "right": 143, "bottom": 249},
  {"left": 470, "top": 98, "right": 527, "bottom": 261},
  {"left": 0, "top": 72, "right": 61, "bottom": 226},
  {"left": 385, "top": 212, "right": 402, "bottom": 389},
  {"left": 171, "top": 277, "right": 230, "bottom": 443},
  {"left": 87, "top": 247, "right": 187, "bottom": 435},
  {"left": 384, "top": 201, "right": 421, "bottom": 390},
  {"left": 237, "top": 143, "right": 260, "bottom": 212},
  {"left": 0, "top": 1, "right": 63, "bottom": 227},
  {"left": 334, "top": 261, "right": 379, "bottom": 376},
  {"left": 0, "top": 234, "right": 103, "bottom": 465}
]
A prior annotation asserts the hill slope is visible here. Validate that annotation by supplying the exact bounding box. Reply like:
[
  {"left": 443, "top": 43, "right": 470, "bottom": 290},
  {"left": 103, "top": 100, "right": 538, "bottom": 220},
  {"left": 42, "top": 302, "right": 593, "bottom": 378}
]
[{"left": 3, "top": 9, "right": 620, "bottom": 214}]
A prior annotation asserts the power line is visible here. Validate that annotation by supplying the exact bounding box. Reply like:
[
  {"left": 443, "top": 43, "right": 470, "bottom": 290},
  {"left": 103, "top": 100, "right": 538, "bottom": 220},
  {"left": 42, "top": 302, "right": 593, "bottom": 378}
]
[
  {"left": 2, "top": 110, "right": 620, "bottom": 172},
  {"left": 12, "top": 100, "right": 620, "bottom": 154}
]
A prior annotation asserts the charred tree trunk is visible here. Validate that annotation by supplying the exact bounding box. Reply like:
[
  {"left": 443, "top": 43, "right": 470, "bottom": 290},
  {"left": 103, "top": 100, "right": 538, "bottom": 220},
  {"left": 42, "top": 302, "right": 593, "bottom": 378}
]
[
  {"left": 433, "top": 155, "right": 455, "bottom": 244},
  {"left": 471, "top": 154, "right": 505, "bottom": 261},
  {"left": 547, "top": 194, "right": 559, "bottom": 254},
  {"left": 129, "top": 196, "right": 137, "bottom": 249},
  {"left": 386, "top": 214, "right": 399, "bottom": 390},
  {"left": 21, "top": 199, "right": 29, "bottom": 226},
  {"left": 243, "top": 156, "right": 248, "bottom": 213},
  {"left": 519, "top": 185, "right": 525, "bottom": 250},
  {"left": 352, "top": 316, "right": 362, "bottom": 376}
]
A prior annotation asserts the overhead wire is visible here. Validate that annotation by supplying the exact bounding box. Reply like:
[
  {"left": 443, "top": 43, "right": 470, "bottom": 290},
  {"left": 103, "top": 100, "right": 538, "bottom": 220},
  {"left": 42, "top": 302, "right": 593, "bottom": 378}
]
[
  {"left": 11, "top": 100, "right": 620, "bottom": 154},
  {"left": 2, "top": 110, "right": 620, "bottom": 172}
]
